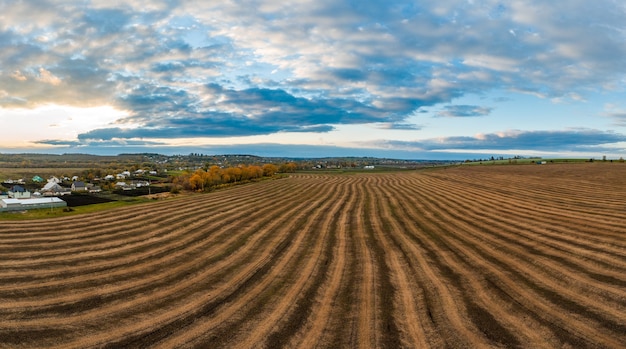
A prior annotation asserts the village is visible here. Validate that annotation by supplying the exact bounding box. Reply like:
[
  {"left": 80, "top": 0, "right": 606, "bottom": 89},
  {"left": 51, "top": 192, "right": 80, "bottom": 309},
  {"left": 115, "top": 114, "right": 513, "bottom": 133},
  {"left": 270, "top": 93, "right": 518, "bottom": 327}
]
[{"left": 0, "top": 170, "right": 157, "bottom": 212}]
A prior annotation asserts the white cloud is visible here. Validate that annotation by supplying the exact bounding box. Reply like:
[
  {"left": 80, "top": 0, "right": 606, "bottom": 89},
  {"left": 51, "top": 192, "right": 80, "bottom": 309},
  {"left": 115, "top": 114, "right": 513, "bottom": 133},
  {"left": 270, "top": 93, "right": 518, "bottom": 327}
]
[{"left": 37, "top": 68, "right": 62, "bottom": 85}]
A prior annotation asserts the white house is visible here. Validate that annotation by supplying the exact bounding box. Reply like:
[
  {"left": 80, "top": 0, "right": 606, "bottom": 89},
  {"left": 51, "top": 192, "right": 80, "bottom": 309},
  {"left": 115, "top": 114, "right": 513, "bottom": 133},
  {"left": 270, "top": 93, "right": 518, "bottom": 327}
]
[
  {"left": 41, "top": 182, "right": 70, "bottom": 196},
  {"left": 104, "top": 174, "right": 115, "bottom": 180}
]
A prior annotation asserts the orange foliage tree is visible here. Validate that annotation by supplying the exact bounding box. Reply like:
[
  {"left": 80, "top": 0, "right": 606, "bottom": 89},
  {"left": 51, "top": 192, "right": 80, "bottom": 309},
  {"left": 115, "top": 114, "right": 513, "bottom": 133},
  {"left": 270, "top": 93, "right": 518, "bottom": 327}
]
[{"left": 176, "top": 164, "right": 279, "bottom": 192}]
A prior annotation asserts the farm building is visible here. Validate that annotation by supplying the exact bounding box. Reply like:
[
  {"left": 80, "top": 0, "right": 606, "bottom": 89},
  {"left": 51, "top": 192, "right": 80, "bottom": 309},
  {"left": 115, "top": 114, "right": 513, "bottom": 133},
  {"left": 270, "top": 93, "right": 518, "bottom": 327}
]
[{"left": 0, "top": 198, "right": 67, "bottom": 212}]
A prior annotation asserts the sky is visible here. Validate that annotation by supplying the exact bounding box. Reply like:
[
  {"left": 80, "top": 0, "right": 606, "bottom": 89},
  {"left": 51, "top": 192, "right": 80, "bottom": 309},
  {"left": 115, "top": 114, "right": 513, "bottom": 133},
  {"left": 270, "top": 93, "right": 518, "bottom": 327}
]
[{"left": 1, "top": 0, "right": 626, "bottom": 160}]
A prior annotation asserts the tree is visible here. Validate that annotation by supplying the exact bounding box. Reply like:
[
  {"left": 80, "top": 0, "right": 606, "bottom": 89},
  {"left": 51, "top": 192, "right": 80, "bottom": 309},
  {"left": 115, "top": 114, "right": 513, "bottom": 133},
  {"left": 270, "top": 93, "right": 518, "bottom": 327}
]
[
  {"left": 278, "top": 162, "right": 297, "bottom": 173},
  {"left": 189, "top": 170, "right": 205, "bottom": 191},
  {"left": 263, "top": 164, "right": 278, "bottom": 177},
  {"left": 208, "top": 166, "right": 222, "bottom": 186}
]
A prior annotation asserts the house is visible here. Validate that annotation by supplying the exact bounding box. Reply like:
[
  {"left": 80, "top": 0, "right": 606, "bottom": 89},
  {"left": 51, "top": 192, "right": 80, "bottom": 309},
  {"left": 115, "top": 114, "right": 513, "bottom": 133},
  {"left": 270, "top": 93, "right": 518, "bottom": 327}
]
[
  {"left": 87, "top": 184, "right": 102, "bottom": 193},
  {"left": 116, "top": 174, "right": 126, "bottom": 180},
  {"left": 8, "top": 185, "right": 31, "bottom": 199},
  {"left": 32, "top": 175, "right": 44, "bottom": 183},
  {"left": 104, "top": 174, "right": 115, "bottom": 181},
  {"left": 41, "top": 182, "right": 70, "bottom": 196},
  {"left": 71, "top": 181, "right": 87, "bottom": 192},
  {"left": 71, "top": 176, "right": 80, "bottom": 181},
  {"left": 115, "top": 182, "right": 133, "bottom": 190},
  {"left": 132, "top": 180, "right": 150, "bottom": 188}
]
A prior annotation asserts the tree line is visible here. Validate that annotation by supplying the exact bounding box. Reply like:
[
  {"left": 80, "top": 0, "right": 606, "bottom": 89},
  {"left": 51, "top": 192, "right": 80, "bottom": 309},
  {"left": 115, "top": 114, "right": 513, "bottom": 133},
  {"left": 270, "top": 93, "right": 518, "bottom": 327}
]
[{"left": 171, "top": 163, "right": 297, "bottom": 192}]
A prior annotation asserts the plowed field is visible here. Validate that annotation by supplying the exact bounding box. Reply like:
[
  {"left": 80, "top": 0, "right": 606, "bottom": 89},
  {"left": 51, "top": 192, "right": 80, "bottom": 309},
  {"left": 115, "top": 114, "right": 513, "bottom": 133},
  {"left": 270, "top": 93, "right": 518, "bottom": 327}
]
[{"left": 1, "top": 163, "right": 625, "bottom": 348}]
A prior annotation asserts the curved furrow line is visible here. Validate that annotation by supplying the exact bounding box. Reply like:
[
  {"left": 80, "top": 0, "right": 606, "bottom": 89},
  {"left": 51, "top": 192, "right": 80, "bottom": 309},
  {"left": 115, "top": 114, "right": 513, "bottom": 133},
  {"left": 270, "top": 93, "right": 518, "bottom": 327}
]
[
  {"left": 0, "top": 179, "right": 298, "bottom": 251},
  {"left": 87, "top": 175, "right": 343, "bottom": 349},
  {"left": 0, "top": 179, "right": 292, "bottom": 237},
  {"left": 360, "top": 176, "right": 405, "bottom": 348},
  {"left": 1, "top": 201, "right": 249, "bottom": 265},
  {"left": 385, "top": 176, "right": 600, "bottom": 348},
  {"left": 0, "top": 180, "right": 305, "bottom": 280},
  {"left": 403, "top": 174, "right": 626, "bottom": 313},
  {"left": 0, "top": 179, "right": 334, "bottom": 312},
  {"left": 319, "top": 179, "right": 365, "bottom": 349},
  {"left": 378, "top": 173, "right": 529, "bottom": 348},
  {"left": 209, "top": 176, "right": 350, "bottom": 349},
  {"left": 348, "top": 177, "right": 378, "bottom": 349},
  {"left": 378, "top": 178, "right": 566, "bottom": 348},
  {"left": 411, "top": 174, "right": 626, "bottom": 265},
  {"left": 407, "top": 175, "right": 626, "bottom": 295},
  {"left": 0, "top": 178, "right": 300, "bottom": 257},
  {"left": 429, "top": 168, "right": 625, "bottom": 218},
  {"left": 393, "top": 176, "right": 626, "bottom": 347},
  {"left": 423, "top": 171, "right": 626, "bottom": 243},
  {"left": 0, "top": 186, "right": 314, "bottom": 307},
  {"left": 0, "top": 178, "right": 330, "bottom": 306},
  {"left": 364, "top": 176, "right": 435, "bottom": 348},
  {"left": 0, "top": 191, "right": 328, "bottom": 348},
  {"left": 152, "top": 174, "right": 349, "bottom": 348},
  {"left": 431, "top": 169, "right": 626, "bottom": 225},
  {"left": 285, "top": 178, "right": 359, "bottom": 349},
  {"left": 365, "top": 175, "right": 487, "bottom": 348}
]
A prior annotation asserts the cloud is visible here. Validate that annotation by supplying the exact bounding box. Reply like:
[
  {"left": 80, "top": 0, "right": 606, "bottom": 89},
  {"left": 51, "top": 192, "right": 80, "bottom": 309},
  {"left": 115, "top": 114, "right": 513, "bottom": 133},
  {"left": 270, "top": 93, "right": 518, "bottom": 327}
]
[
  {"left": 602, "top": 104, "right": 626, "bottom": 126},
  {"left": 72, "top": 82, "right": 425, "bottom": 140},
  {"left": 435, "top": 105, "right": 493, "bottom": 118},
  {"left": 37, "top": 68, "right": 62, "bottom": 85},
  {"left": 35, "top": 138, "right": 166, "bottom": 148},
  {"left": 374, "top": 129, "right": 626, "bottom": 152},
  {"left": 11, "top": 71, "right": 27, "bottom": 81},
  {"left": 1, "top": 0, "right": 626, "bottom": 147},
  {"left": 376, "top": 122, "right": 422, "bottom": 130}
]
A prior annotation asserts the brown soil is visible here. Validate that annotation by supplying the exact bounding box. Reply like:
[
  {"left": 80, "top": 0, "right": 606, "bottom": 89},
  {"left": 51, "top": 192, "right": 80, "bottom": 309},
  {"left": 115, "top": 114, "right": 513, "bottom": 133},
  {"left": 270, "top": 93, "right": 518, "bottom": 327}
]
[{"left": 1, "top": 163, "right": 625, "bottom": 348}]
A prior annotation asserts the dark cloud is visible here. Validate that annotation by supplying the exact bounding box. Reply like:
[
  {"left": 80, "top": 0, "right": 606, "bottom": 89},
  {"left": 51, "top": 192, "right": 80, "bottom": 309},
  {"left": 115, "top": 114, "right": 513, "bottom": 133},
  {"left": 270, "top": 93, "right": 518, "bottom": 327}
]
[
  {"left": 73, "top": 83, "right": 426, "bottom": 140},
  {"left": 36, "top": 138, "right": 166, "bottom": 147},
  {"left": 380, "top": 129, "right": 626, "bottom": 152}
]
